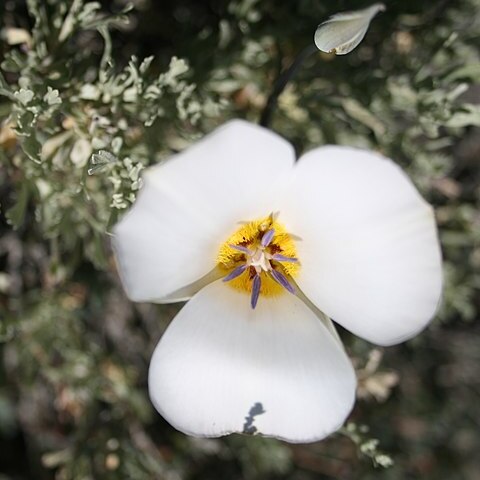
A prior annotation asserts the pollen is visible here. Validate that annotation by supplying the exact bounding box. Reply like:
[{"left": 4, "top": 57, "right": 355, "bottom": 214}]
[{"left": 217, "top": 214, "right": 300, "bottom": 307}]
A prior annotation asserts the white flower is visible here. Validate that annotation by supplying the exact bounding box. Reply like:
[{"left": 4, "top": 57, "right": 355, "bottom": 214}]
[
  {"left": 314, "top": 3, "right": 386, "bottom": 55},
  {"left": 113, "top": 120, "right": 442, "bottom": 443}
]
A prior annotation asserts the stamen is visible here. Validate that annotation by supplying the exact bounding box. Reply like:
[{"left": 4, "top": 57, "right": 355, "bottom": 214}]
[
  {"left": 261, "top": 228, "right": 275, "bottom": 247},
  {"left": 251, "top": 274, "right": 261, "bottom": 309},
  {"left": 223, "top": 264, "right": 248, "bottom": 282},
  {"left": 271, "top": 253, "right": 298, "bottom": 263},
  {"left": 217, "top": 215, "right": 300, "bottom": 303},
  {"left": 270, "top": 269, "right": 295, "bottom": 294},
  {"left": 229, "top": 244, "right": 253, "bottom": 255}
]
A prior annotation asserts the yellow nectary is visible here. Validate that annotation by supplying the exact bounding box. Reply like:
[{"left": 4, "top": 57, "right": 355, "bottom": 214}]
[{"left": 217, "top": 215, "right": 300, "bottom": 297}]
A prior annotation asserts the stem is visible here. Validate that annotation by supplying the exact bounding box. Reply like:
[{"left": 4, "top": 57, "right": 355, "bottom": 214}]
[{"left": 260, "top": 44, "right": 318, "bottom": 128}]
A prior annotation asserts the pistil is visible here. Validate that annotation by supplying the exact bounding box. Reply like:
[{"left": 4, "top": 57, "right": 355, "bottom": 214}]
[{"left": 222, "top": 228, "right": 298, "bottom": 308}]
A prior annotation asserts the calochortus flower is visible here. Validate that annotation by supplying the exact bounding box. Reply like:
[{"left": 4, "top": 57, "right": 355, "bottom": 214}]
[
  {"left": 314, "top": 3, "right": 386, "bottom": 55},
  {"left": 113, "top": 120, "right": 442, "bottom": 443}
]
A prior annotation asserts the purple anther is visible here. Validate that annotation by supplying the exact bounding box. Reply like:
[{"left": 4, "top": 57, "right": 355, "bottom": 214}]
[
  {"left": 271, "top": 254, "right": 298, "bottom": 263},
  {"left": 223, "top": 264, "right": 248, "bottom": 282},
  {"left": 270, "top": 269, "right": 295, "bottom": 294},
  {"left": 261, "top": 228, "right": 275, "bottom": 247},
  {"left": 229, "top": 244, "right": 253, "bottom": 255},
  {"left": 250, "top": 274, "right": 261, "bottom": 309}
]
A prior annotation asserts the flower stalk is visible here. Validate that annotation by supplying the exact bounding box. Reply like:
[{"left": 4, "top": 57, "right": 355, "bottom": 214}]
[{"left": 259, "top": 44, "right": 317, "bottom": 128}]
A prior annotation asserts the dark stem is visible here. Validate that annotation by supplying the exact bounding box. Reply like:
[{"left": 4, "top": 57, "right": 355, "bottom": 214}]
[{"left": 259, "top": 44, "right": 318, "bottom": 128}]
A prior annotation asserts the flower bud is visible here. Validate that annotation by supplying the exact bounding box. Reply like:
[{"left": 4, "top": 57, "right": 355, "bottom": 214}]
[{"left": 314, "top": 3, "right": 385, "bottom": 55}]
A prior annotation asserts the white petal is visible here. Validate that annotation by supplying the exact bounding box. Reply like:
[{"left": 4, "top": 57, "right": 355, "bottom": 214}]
[
  {"left": 279, "top": 146, "right": 442, "bottom": 346},
  {"left": 149, "top": 280, "right": 356, "bottom": 443},
  {"left": 314, "top": 3, "right": 385, "bottom": 55},
  {"left": 113, "top": 120, "right": 295, "bottom": 302}
]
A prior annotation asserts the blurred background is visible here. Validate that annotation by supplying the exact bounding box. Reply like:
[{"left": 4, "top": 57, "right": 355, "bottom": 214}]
[{"left": 0, "top": 0, "right": 479, "bottom": 478}]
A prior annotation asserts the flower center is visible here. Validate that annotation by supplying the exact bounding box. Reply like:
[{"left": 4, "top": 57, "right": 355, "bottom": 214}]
[{"left": 216, "top": 214, "right": 300, "bottom": 308}]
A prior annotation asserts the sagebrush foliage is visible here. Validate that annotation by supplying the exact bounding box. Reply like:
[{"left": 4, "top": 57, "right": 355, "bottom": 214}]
[{"left": 0, "top": 0, "right": 479, "bottom": 478}]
